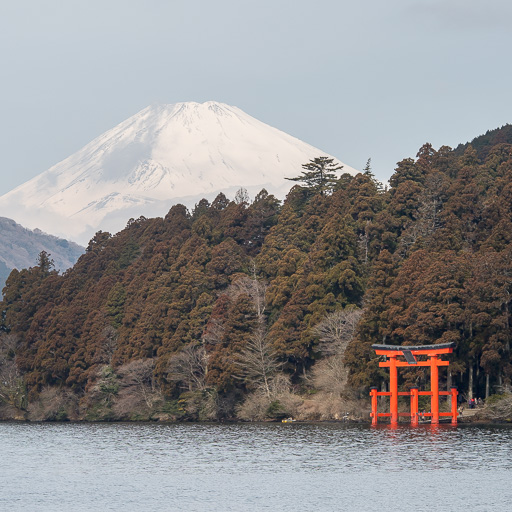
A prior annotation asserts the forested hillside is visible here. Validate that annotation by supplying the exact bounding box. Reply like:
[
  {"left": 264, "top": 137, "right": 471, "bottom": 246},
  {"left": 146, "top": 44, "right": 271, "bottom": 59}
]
[{"left": 1, "top": 138, "right": 511, "bottom": 422}]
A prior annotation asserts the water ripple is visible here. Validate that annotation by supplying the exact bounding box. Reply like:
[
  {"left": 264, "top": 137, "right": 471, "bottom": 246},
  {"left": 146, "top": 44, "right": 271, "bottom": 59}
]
[{"left": 1, "top": 422, "right": 511, "bottom": 511}]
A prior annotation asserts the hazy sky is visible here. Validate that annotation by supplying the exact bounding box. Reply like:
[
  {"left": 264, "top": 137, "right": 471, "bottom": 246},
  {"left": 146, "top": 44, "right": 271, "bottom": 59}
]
[{"left": 1, "top": 0, "right": 511, "bottom": 195}]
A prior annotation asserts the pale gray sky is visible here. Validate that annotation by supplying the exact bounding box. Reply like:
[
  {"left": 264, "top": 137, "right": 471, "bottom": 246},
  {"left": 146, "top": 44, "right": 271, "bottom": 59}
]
[{"left": 1, "top": 0, "right": 511, "bottom": 194}]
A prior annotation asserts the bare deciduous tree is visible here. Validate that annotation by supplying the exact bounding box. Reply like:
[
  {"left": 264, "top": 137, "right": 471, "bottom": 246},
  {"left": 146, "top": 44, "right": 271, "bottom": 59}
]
[
  {"left": 234, "top": 326, "right": 282, "bottom": 398},
  {"left": 311, "top": 355, "right": 348, "bottom": 395},
  {"left": 0, "top": 333, "right": 18, "bottom": 357},
  {"left": 202, "top": 318, "right": 225, "bottom": 346},
  {"left": 167, "top": 344, "right": 209, "bottom": 392},
  {"left": 398, "top": 171, "right": 446, "bottom": 257},
  {"left": 102, "top": 325, "right": 118, "bottom": 365},
  {"left": 99, "top": 326, "right": 118, "bottom": 364},
  {"left": 236, "top": 374, "right": 302, "bottom": 421},
  {"left": 484, "top": 394, "right": 512, "bottom": 421},
  {"left": 228, "top": 267, "right": 279, "bottom": 398},
  {"left": 234, "top": 187, "right": 250, "bottom": 205},
  {"left": 308, "top": 308, "right": 363, "bottom": 411},
  {"left": 312, "top": 308, "right": 363, "bottom": 356},
  {"left": 226, "top": 269, "right": 267, "bottom": 320},
  {"left": 0, "top": 334, "right": 26, "bottom": 410},
  {"left": 0, "top": 359, "right": 25, "bottom": 409},
  {"left": 116, "top": 359, "right": 160, "bottom": 408},
  {"left": 27, "top": 386, "right": 78, "bottom": 421}
]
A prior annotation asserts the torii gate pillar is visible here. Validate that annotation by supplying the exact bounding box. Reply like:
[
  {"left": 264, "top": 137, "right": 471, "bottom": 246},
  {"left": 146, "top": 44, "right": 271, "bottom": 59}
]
[{"left": 370, "top": 343, "right": 457, "bottom": 425}]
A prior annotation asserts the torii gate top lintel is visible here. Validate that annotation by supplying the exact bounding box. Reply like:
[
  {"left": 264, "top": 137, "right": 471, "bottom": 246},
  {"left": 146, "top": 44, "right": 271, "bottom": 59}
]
[{"left": 372, "top": 342, "right": 455, "bottom": 357}]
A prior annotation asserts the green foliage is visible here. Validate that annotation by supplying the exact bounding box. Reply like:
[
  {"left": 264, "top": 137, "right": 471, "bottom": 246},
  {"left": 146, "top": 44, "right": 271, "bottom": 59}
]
[
  {"left": 176, "top": 389, "right": 220, "bottom": 421},
  {"left": 36, "top": 251, "right": 55, "bottom": 275},
  {"left": 117, "top": 239, "right": 140, "bottom": 269},
  {"left": 84, "top": 402, "right": 117, "bottom": 422},
  {"left": 485, "top": 393, "right": 508, "bottom": 406},
  {"left": 98, "top": 366, "right": 120, "bottom": 396},
  {"left": 1, "top": 134, "right": 512, "bottom": 420},
  {"left": 266, "top": 400, "right": 287, "bottom": 419},
  {"left": 286, "top": 156, "right": 344, "bottom": 196},
  {"left": 105, "top": 283, "right": 126, "bottom": 329}
]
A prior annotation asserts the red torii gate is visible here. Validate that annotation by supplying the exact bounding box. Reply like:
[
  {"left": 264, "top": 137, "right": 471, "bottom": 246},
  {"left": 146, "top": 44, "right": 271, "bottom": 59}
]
[{"left": 370, "top": 343, "right": 458, "bottom": 425}]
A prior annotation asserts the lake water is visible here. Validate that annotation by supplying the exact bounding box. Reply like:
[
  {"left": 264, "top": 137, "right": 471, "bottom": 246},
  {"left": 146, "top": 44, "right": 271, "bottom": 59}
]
[{"left": 1, "top": 422, "right": 511, "bottom": 511}]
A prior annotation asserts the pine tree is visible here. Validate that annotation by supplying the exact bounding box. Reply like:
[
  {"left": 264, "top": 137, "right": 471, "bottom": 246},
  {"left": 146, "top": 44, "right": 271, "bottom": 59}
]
[
  {"left": 362, "top": 157, "right": 384, "bottom": 193},
  {"left": 286, "top": 157, "right": 344, "bottom": 196},
  {"left": 36, "top": 251, "right": 55, "bottom": 275}
]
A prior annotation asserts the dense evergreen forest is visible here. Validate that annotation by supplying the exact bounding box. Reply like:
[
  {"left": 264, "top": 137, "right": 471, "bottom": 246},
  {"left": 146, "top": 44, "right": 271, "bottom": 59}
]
[{"left": 1, "top": 127, "right": 512, "bottom": 422}]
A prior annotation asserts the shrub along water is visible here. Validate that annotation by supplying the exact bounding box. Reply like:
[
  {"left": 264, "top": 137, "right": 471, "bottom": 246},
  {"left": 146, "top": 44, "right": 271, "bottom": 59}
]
[{"left": 1, "top": 132, "right": 512, "bottom": 422}]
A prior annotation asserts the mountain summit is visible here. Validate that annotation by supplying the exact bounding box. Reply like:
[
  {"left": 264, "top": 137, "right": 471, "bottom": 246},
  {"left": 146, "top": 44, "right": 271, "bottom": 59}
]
[{"left": 0, "top": 101, "right": 357, "bottom": 244}]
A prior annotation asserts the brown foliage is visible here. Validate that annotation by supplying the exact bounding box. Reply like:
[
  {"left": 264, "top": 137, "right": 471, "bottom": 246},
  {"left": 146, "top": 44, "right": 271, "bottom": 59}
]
[{"left": 2, "top": 135, "right": 512, "bottom": 416}]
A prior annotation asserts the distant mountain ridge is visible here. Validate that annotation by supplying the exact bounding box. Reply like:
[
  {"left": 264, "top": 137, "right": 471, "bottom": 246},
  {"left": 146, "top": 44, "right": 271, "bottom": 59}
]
[
  {"left": 0, "top": 101, "right": 357, "bottom": 245},
  {"left": 0, "top": 217, "right": 84, "bottom": 292}
]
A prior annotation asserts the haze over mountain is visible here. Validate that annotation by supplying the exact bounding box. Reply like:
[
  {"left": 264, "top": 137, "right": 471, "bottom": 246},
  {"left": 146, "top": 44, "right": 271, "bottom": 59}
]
[
  {"left": 0, "top": 217, "right": 84, "bottom": 292},
  {"left": 0, "top": 102, "right": 357, "bottom": 245}
]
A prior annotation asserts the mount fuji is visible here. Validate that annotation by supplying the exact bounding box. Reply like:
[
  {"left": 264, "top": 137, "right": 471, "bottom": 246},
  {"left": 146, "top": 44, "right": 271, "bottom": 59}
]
[{"left": 0, "top": 101, "right": 357, "bottom": 245}]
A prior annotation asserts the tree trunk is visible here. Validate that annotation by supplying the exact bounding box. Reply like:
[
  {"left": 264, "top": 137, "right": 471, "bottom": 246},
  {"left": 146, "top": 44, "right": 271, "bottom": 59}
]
[
  {"left": 485, "top": 374, "right": 490, "bottom": 399},
  {"left": 505, "top": 300, "right": 510, "bottom": 353},
  {"left": 468, "top": 364, "right": 473, "bottom": 400},
  {"left": 380, "top": 381, "right": 387, "bottom": 405},
  {"left": 446, "top": 369, "right": 452, "bottom": 406}
]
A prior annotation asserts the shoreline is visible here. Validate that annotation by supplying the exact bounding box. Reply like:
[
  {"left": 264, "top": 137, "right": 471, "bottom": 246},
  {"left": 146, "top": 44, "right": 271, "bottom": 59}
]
[{"left": 1, "top": 416, "right": 511, "bottom": 426}]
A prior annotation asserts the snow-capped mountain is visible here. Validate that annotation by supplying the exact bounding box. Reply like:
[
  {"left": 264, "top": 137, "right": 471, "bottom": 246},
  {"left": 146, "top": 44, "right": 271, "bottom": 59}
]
[{"left": 0, "top": 101, "right": 357, "bottom": 245}]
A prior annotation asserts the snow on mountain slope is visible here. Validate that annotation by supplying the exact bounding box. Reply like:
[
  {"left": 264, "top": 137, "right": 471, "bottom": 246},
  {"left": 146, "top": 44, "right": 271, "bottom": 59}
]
[{"left": 0, "top": 102, "right": 357, "bottom": 245}]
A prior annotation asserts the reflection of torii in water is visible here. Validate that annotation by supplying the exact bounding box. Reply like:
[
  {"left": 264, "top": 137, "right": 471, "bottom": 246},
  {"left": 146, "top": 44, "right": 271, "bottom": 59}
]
[{"left": 369, "top": 343, "right": 458, "bottom": 425}]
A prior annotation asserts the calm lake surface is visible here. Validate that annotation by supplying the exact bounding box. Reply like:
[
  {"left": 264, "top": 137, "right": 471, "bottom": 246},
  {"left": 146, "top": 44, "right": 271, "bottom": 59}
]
[{"left": 1, "top": 422, "right": 511, "bottom": 511}]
